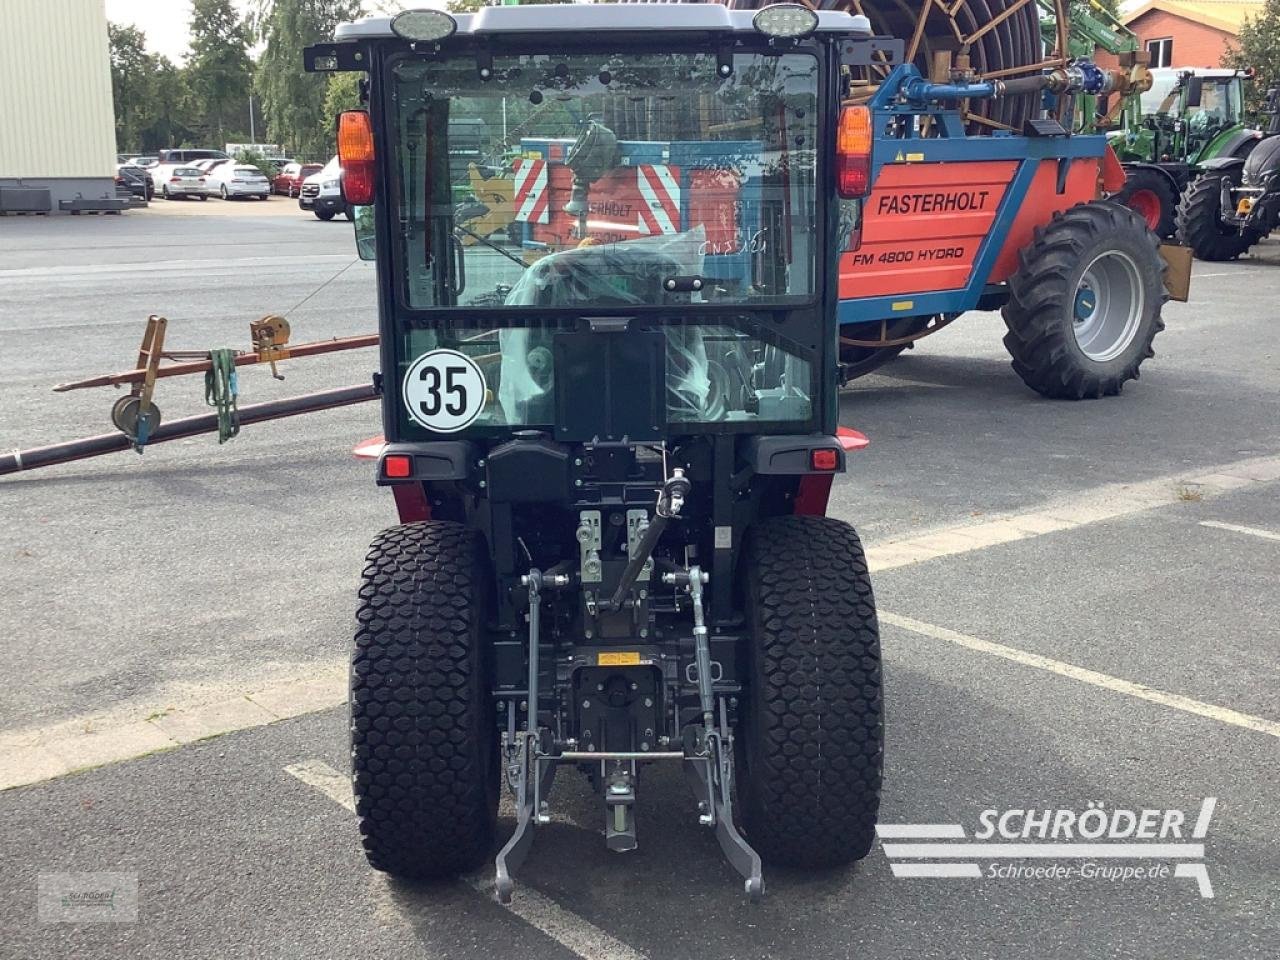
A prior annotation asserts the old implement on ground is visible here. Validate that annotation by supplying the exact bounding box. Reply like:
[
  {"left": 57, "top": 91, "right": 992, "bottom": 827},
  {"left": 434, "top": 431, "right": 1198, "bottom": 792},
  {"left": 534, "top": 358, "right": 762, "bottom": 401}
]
[
  {"left": 1, "top": 315, "right": 379, "bottom": 477},
  {"left": 306, "top": 0, "right": 1175, "bottom": 901}
]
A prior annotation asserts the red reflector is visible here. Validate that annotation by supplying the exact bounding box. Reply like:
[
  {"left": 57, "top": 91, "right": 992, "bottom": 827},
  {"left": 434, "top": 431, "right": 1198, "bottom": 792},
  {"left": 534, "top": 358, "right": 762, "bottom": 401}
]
[
  {"left": 383, "top": 454, "right": 412, "bottom": 478},
  {"left": 837, "top": 155, "right": 870, "bottom": 198},
  {"left": 811, "top": 449, "right": 839, "bottom": 471}
]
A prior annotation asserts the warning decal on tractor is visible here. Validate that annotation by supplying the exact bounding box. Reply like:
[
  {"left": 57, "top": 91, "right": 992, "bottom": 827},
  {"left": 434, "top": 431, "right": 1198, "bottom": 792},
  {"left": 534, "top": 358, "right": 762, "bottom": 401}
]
[
  {"left": 402, "top": 349, "right": 487, "bottom": 433},
  {"left": 513, "top": 158, "right": 549, "bottom": 224}
]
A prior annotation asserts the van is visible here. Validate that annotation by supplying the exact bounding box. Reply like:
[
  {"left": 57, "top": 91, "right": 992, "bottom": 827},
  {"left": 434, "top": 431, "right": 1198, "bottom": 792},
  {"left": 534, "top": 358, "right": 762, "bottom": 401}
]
[{"left": 157, "top": 149, "right": 230, "bottom": 165}]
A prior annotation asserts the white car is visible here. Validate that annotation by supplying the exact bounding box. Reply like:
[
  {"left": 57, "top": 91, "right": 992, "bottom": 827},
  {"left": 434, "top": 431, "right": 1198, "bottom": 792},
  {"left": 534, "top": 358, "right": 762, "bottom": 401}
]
[
  {"left": 208, "top": 164, "right": 272, "bottom": 200},
  {"left": 157, "top": 166, "right": 211, "bottom": 200},
  {"left": 298, "top": 156, "right": 348, "bottom": 220}
]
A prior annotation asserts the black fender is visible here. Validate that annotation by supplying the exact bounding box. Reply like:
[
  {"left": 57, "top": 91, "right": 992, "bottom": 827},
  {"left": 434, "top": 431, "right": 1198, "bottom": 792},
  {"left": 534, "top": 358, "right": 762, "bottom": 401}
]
[
  {"left": 1217, "top": 128, "right": 1264, "bottom": 162},
  {"left": 1122, "top": 161, "right": 1183, "bottom": 196},
  {"left": 1200, "top": 156, "right": 1246, "bottom": 174}
]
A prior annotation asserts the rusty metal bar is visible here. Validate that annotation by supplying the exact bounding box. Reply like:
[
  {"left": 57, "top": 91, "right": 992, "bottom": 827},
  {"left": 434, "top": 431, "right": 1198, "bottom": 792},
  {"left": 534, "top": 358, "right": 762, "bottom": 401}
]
[
  {"left": 2, "top": 384, "right": 378, "bottom": 477},
  {"left": 52, "top": 334, "right": 380, "bottom": 393}
]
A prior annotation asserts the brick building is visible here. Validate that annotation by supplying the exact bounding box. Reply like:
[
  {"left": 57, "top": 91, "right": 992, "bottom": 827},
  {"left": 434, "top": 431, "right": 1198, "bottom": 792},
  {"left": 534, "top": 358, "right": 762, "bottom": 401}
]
[{"left": 1097, "top": 0, "right": 1264, "bottom": 71}]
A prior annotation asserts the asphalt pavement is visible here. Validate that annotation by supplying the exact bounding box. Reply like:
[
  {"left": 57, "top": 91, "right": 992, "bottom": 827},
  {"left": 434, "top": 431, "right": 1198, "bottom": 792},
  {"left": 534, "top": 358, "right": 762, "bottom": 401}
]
[{"left": 1, "top": 200, "right": 1277, "bottom": 959}]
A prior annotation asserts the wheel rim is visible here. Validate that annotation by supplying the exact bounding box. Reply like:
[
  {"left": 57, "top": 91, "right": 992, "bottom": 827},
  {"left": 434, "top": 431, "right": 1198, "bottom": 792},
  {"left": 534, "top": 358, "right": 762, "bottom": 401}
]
[
  {"left": 1072, "top": 250, "right": 1144, "bottom": 362},
  {"left": 1126, "top": 189, "right": 1161, "bottom": 230}
]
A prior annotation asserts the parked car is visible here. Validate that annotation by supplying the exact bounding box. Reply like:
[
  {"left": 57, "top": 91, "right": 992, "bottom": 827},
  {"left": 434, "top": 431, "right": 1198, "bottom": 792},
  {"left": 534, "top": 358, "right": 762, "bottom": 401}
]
[
  {"left": 134, "top": 156, "right": 158, "bottom": 169},
  {"left": 299, "top": 156, "right": 348, "bottom": 220},
  {"left": 157, "top": 148, "right": 229, "bottom": 165},
  {"left": 158, "top": 166, "right": 211, "bottom": 200},
  {"left": 207, "top": 164, "right": 272, "bottom": 200},
  {"left": 115, "top": 164, "right": 154, "bottom": 201},
  {"left": 273, "top": 162, "right": 322, "bottom": 197},
  {"left": 193, "top": 158, "right": 229, "bottom": 172}
]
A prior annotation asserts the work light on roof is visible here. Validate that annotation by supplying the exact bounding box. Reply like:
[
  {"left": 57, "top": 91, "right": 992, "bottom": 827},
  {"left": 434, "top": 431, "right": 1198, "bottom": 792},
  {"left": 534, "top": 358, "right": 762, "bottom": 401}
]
[
  {"left": 752, "top": 4, "right": 819, "bottom": 39},
  {"left": 390, "top": 9, "right": 457, "bottom": 42}
]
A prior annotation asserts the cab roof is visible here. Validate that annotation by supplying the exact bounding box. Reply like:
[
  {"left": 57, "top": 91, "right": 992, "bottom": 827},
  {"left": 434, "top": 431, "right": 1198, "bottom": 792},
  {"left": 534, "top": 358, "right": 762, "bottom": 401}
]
[{"left": 335, "top": 4, "right": 872, "bottom": 40}]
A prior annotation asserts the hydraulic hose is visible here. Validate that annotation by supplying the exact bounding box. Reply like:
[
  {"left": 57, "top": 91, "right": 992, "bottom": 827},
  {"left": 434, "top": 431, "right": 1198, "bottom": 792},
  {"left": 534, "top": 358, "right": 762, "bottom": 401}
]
[{"left": 725, "top": 0, "right": 1068, "bottom": 133}]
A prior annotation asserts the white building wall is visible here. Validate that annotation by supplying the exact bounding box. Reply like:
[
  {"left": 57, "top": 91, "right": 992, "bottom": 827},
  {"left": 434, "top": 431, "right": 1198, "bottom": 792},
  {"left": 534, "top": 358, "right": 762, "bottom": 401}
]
[{"left": 0, "top": 0, "right": 118, "bottom": 211}]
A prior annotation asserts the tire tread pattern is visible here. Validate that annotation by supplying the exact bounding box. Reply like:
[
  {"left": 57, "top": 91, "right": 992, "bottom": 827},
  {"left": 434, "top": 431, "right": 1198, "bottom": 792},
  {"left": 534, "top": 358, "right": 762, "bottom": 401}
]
[
  {"left": 1002, "top": 201, "right": 1167, "bottom": 400},
  {"left": 1176, "top": 174, "right": 1257, "bottom": 261},
  {"left": 740, "top": 515, "right": 883, "bottom": 867},
  {"left": 350, "top": 521, "right": 497, "bottom": 879}
]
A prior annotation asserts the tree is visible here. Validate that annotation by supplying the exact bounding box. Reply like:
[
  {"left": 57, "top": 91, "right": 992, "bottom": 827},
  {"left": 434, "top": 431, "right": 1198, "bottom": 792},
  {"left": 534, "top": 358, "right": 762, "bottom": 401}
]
[
  {"left": 1225, "top": 0, "right": 1280, "bottom": 119},
  {"left": 109, "top": 24, "right": 196, "bottom": 152},
  {"left": 109, "top": 24, "right": 152, "bottom": 151},
  {"left": 253, "top": 0, "right": 362, "bottom": 161},
  {"left": 186, "top": 0, "right": 255, "bottom": 147},
  {"left": 322, "top": 71, "right": 363, "bottom": 123}
]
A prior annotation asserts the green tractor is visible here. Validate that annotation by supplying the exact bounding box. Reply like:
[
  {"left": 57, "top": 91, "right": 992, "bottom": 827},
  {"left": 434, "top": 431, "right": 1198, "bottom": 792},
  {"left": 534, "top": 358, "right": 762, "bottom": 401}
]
[
  {"left": 1113, "top": 67, "right": 1266, "bottom": 238},
  {"left": 1037, "top": 0, "right": 1264, "bottom": 238},
  {"left": 1176, "top": 84, "right": 1280, "bottom": 260}
]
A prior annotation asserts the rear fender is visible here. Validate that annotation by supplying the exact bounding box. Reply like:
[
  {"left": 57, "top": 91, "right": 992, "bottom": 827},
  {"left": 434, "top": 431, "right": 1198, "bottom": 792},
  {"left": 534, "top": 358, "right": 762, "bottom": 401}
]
[
  {"left": 788, "top": 428, "right": 869, "bottom": 517},
  {"left": 1121, "top": 162, "right": 1181, "bottom": 195},
  {"left": 1200, "top": 156, "right": 1246, "bottom": 174}
]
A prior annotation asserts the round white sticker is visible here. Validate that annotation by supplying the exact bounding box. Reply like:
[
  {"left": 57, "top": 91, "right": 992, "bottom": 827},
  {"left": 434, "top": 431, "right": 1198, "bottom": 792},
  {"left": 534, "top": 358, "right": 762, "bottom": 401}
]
[{"left": 402, "top": 349, "right": 487, "bottom": 433}]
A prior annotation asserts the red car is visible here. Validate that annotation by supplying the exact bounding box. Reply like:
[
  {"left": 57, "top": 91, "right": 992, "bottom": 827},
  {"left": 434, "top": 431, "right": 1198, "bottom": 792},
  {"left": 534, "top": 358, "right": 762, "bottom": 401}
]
[{"left": 272, "top": 162, "right": 322, "bottom": 197}]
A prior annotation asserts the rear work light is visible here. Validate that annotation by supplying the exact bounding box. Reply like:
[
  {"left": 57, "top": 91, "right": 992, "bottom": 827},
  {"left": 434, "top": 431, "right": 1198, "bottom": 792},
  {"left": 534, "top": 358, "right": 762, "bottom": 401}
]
[
  {"left": 811, "top": 448, "right": 839, "bottom": 471},
  {"left": 383, "top": 454, "right": 413, "bottom": 479},
  {"left": 337, "top": 110, "right": 376, "bottom": 205},
  {"left": 836, "top": 105, "right": 873, "bottom": 199}
]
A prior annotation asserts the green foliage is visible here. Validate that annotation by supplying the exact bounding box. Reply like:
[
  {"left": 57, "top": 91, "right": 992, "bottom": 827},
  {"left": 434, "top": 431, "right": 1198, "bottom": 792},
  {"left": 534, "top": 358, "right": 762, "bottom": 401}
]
[
  {"left": 322, "top": 70, "right": 363, "bottom": 124},
  {"left": 1225, "top": 0, "right": 1280, "bottom": 118},
  {"left": 186, "top": 0, "right": 255, "bottom": 145},
  {"left": 108, "top": 24, "right": 195, "bottom": 152},
  {"left": 233, "top": 147, "right": 278, "bottom": 176},
  {"left": 252, "top": 0, "right": 362, "bottom": 162}
]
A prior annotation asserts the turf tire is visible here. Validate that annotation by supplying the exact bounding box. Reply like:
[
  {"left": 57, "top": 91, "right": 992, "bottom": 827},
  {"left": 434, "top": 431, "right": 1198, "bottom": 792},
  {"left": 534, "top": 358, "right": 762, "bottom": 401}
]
[
  {"left": 351, "top": 521, "right": 499, "bottom": 880},
  {"left": 737, "top": 515, "right": 883, "bottom": 867}
]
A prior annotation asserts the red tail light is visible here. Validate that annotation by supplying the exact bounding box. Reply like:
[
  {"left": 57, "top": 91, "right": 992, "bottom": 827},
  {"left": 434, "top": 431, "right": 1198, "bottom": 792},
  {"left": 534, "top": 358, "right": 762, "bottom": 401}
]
[
  {"left": 169, "top": 177, "right": 180, "bottom": 182},
  {"left": 383, "top": 454, "right": 413, "bottom": 479},
  {"left": 337, "top": 110, "right": 375, "bottom": 205},
  {"left": 811, "top": 448, "right": 839, "bottom": 471},
  {"left": 836, "top": 105, "right": 873, "bottom": 199}
]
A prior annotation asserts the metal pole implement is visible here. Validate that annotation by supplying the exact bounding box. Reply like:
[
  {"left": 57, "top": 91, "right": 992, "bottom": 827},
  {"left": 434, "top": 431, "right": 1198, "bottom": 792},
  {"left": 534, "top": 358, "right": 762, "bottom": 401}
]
[
  {"left": 51, "top": 335, "right": 380, "bottom": 393},
  {"left": 1, "top": 384, "right": 378, "bottom": 477}
]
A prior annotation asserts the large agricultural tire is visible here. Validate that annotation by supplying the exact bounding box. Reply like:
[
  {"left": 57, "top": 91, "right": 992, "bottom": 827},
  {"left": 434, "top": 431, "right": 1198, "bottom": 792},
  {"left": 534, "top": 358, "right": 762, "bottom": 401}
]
[
  {"left": 1002, "top": 202, "right": 1166, "bottom": 400},
  {"left": 1176, "top": 174, "right": 1258, "bottom": 261},
  {"left": 350, "top": 521, "right": 499, "bottom": 880},
  {"left": 1112, "top": 168, "right": 1177, "bottom": 239},
  {"left": 737, "top": 515, "right": 883, "bottom": 868}
]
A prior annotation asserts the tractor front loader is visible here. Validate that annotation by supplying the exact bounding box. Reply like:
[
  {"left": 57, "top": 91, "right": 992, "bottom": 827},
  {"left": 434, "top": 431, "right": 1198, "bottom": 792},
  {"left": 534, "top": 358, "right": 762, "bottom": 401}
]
[{"left": 305, "top": 0, "right": 1172, "bottom": 901}]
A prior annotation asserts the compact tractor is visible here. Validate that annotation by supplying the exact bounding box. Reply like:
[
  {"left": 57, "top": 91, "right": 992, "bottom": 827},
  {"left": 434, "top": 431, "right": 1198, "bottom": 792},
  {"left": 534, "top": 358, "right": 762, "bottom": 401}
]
[
  {"left": 305, "top": 0, "right": 1171, "bottom": 901},
  {"left": 1177, "top": 84, "right": 1280, "bottom": 261}
]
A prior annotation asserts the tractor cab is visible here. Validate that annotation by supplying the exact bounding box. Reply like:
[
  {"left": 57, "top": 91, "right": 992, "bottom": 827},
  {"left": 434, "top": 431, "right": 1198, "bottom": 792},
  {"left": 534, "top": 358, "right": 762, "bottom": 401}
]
[
  {"left": 1141, "top": 68, "right": 1251, "bottom": 162},
  {"left": 307, "top": 3, "right": 887, "bottom": 902}
]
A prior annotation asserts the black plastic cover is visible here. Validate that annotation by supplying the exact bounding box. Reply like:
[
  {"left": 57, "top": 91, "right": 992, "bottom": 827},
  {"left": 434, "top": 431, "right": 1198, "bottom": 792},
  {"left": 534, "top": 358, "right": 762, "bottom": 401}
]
[{"left": 746, "top": 435, "right": 846, "bottom": 475}]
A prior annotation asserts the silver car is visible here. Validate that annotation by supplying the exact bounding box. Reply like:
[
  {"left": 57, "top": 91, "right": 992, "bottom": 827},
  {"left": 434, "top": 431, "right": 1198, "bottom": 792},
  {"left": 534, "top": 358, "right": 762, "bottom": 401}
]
[
  {"left": 209, "top": 164, "right": 272, "bottom": 200},
  {"left": 160, "top": 166, "right": 211, "bottom": 201}
]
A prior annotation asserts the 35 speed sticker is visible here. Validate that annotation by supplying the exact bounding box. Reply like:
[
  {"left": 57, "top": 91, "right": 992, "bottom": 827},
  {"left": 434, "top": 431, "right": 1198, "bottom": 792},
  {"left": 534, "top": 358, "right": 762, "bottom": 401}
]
[{"left": 402, "top": 349, "right": 487, "bottom": 433}]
